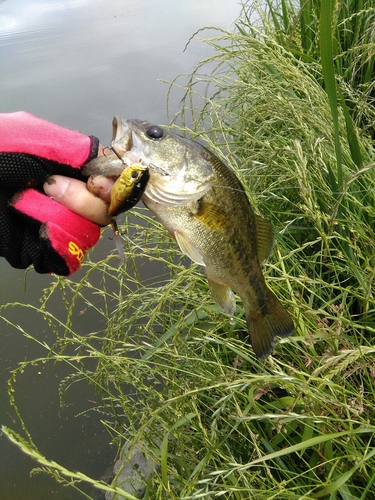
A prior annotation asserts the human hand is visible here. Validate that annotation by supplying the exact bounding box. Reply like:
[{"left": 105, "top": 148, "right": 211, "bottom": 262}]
[
  {"left": 43, "top": 173, "right": 113, "bottom": 227},
  {"left": 0, "top": 112, "right": 112, "bottom": 275}
]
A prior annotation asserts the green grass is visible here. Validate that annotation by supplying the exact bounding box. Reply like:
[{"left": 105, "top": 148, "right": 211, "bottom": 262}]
[{"left": 2, "top": 1, "right": 375, "bottom": 498}]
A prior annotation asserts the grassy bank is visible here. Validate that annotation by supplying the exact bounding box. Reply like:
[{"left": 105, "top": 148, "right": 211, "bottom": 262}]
[{"left": 2, "top": 1, "right": 375, "bottom": 498}]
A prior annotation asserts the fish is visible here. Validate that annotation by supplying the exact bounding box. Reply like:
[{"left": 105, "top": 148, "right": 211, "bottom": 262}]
[{"left": 84, "top": 116, "right": 294, "bottom": 358}]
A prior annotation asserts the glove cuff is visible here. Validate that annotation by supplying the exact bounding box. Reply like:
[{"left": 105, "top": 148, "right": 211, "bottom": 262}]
[{"left": 0, "top": 112, "right": 98, "bottom": 167}]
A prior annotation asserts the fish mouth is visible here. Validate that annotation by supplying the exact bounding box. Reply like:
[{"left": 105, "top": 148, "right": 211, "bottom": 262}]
[
  {"left": 109, "top": 116, "right": 138, "bottom": 162},
  {"left": 111, "top": 116, "right": 134, "bottom": 151},
  {"left": 110, "top": 117, "right": 157, "bottom": 168}
]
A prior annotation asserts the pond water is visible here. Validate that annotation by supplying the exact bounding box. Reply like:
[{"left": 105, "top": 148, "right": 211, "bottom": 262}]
[{"left": 0, "top": 1, "right": 241, "bottom": 498}]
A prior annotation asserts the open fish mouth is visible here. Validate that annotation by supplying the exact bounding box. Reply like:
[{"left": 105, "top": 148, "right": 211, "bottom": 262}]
[{"left": 83, "top": 118, "right": 162, "bottom": 178}]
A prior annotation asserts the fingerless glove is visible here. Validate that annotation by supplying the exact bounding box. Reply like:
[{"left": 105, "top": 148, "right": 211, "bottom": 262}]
[{"left": 0, "top": 112, "right": 101, "bottom": 275}]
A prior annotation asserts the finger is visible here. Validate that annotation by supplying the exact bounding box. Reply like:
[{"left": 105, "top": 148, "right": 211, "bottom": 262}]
[
  {"left": 44, "top": 175, "right": 111, "bottom": 226},
  {"left": 86, "top": 174, "right": 114, "bottom": 202}
]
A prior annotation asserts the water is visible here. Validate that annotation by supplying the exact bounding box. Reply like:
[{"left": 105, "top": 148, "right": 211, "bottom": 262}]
[{"left": 0, "top": 1, "right": 241, "bottom": 498}]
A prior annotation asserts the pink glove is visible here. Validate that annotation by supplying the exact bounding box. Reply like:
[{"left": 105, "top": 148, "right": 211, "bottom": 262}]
[{"left": 0, "top": 112, "right": 101, "bottom": 275}]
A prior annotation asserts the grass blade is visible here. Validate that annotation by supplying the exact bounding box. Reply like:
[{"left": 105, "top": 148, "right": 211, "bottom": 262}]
[{"left": 319, "top": 0, "right": 341, "bottom": 194}]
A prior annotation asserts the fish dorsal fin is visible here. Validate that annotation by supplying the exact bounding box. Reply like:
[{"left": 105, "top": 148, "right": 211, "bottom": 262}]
[
  {"left": 192, "top": 202, "right": 230, "bottom": 232},
  {"left": 255, "top": 214, "right": 274, "bottom": 264},
  {"left": 174, "top": 231, "right": 206, "bottom": 266},
  {"left": 207, "top": 277, "right": 236, "bottom": 316}
]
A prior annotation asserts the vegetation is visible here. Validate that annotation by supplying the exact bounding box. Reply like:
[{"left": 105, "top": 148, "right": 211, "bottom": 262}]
[{"left": 2, "top": 0, "right": 375, "bottom": 498}]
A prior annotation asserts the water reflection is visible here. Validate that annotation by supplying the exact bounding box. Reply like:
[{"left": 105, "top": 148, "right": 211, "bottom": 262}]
[{"left": 0, "top": 1, "right": 241, "bottom": 498}]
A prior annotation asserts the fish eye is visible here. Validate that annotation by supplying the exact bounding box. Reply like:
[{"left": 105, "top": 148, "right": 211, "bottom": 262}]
[
  {"left": 131, "top": 171, "right": 140, "bottom": 179},
  {"left": 146, "top": 125, "right": 164, "bottom": 140}
]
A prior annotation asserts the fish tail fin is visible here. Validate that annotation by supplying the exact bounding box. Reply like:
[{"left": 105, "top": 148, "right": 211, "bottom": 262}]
[{"left": 245, "top": 292, "right": 294, "bottom": 359}]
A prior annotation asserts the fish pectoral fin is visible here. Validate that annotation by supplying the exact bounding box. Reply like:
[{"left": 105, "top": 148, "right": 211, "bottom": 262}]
[
  {"left": 174, "top": 231, "right": 206, "bottom": 266},
  {"left": 191, "top": 202, "right": 230, "bottom": 232},
  {"left": 207, "top": 278, "right": 236, "bottom": 316},
  {"left": 255, "top": 214, "right": 275, "bottom": 264}
]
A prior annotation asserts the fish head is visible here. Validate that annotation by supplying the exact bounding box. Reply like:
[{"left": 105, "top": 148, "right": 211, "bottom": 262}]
[
  {"left": 111, "top": 117, "right": 214, "bottom": 205},
  {"left": 83, "top": 116, "right": 215, "bottom": 206}
]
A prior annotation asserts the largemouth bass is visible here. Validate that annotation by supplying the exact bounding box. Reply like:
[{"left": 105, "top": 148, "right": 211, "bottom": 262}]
[{"left": 84, "top": 117, "right": 294, "bottom": 358}]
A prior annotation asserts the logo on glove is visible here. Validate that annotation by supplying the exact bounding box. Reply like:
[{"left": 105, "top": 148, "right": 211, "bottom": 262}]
[{"left": 68, "top": 241, "right": 84, "bottom": 263}]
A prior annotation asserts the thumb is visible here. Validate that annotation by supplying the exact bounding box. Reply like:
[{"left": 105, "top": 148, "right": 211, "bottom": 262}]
[{"left": 44, "top": 175, "right": 111, "bottom": 226}]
